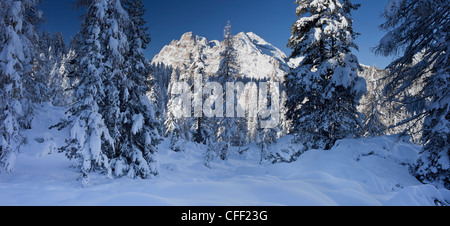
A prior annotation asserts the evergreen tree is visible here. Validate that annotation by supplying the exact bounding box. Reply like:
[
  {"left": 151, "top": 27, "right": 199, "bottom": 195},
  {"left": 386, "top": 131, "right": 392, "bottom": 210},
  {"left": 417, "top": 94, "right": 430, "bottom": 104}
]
[
  {"left": 360, "top": 68, "right": 387, "bottom": 137},
  {"left": 33, "top": 31, "right": 52, "bottom": 103},
  {"left": 190, "top": 53, "right": 208, "bottom": 145},
  {"left": 116, "top": 0, "right": 160, "bottom": 178},
  {"left": 204, "top": 137, "right": 215, "bottom": 168},
  {"left": 165, "top": 67, "right": 189, "bottom": 152},
  {"left": 151, "top": 62, "right": 177, "bottom": 135},
  {"left": 151, "top": 63, "right": 172, "bottom": 125},
  {"left": 216, "top": 21, "right": 240, "bottom": 159},
  {"left": 0, "top": 0, "right": 44, "bottom": 173},
  {"left": 58, "top": 47, "right": 77, "bottom": 106},
  {"left": 217, "top": 21, "right": 239, "bottom": 84},
  {"left": 375, "top": 0, "right": 449, "bottom": 188},
  {"left": 244, "top": 82, "right": 259, "bottom": 143},
  {"left": 122, "top": 0, "right": 150, "bottom": 47},
  {"left": 58, "top": 0, "right": 130, "bottom": 186},
  {"left": 47, "top": 32, "right": 68, "bottom": 106},
  {"left": 257, "top": 81, "right": 279, "bottom": 164},
  {"left": 285, "top": 0, "right": 366, "bottom": 150},
  {"left": 34, "top": 31, "right": 67, "bottom": 105}
]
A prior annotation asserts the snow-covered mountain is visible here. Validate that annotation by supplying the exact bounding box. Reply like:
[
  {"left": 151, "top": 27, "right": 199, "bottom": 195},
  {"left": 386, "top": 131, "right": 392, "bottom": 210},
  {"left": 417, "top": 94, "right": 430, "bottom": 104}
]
[
  {"left": 151, "top": 31, "right": 289, "bottom": 81},
  {"left": 151, "top": 31, "right": 392, "bottom": 86}
]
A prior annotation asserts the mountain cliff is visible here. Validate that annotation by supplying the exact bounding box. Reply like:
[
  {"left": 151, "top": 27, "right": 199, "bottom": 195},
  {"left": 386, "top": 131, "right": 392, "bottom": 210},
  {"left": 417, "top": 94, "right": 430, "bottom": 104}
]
[{"left": 151, "top": 31, "right": 289, "bottom": 82}]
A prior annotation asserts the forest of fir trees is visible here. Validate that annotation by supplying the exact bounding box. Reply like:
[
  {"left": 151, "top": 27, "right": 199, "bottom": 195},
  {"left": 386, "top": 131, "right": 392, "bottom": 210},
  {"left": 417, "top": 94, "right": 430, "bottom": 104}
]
[{"left": 0, "top": 0, "right": 448, "bottom": 189}]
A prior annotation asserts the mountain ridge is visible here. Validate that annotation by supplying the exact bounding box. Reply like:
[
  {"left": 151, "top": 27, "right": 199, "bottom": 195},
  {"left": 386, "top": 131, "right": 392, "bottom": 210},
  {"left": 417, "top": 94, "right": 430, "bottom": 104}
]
[{"left": 151, "top": 31, "right": 289, "bottom": 81}]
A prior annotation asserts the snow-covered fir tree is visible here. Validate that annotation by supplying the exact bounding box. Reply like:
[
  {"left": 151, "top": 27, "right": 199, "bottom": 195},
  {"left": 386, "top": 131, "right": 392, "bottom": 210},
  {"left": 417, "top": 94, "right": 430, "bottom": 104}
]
[
  {"left": 362, "top": 88, "right": 387, "bottom": 137},
  {"left": 34, "top": 31, "right": 67, "bottom": 106},
  {"left": 58, "top": 46, "right": 77, "bottom": 107},
  {"left": 269, "top": 60, "right": 290, "bottom": 139},
  {"left": 32, "top": 31, "right": 53, "bottom": 104},
  {"left": 360, "top": 66, "right": 387, "bottom": 137},
  {"left": 165, "top": 67, "right": 190, "bottom": 152},
  {"left": 244, "top": 82, "right": 259, "bottom": 143},
  {"left": 375, "top": 0, "right": 449, "bottom": 189},
  {"left": 285, "top": 0, "right": 367, "bottom": 150},
  {"left": 279, "top": 86, "right": 291, "bottom": 137},
  {"left": 187, "top": 52, "right": 222, "bottom": 166},
  {"left": 151, "top": 62, "right": 173, "bottom": 126},
  {"left": 0, "top": 0, "right": 44, "bottom": 173},
  {"left": 47, "top": 32, "right": 69, "bottom": 107},
  {"left": 190, "top": 52, "right": 209, "bottom": 145},
  {"left": 116, "top": 0, "right": 160, "bottom": 178},
  {"left": 58, "top": 0, "right": 133, "bottom": 185},
  {"left": 257, "top": 81, "right": 279, "bottom": 164},
  {"left": 215, "top": 21, "right": 241, "bottom": 159}
]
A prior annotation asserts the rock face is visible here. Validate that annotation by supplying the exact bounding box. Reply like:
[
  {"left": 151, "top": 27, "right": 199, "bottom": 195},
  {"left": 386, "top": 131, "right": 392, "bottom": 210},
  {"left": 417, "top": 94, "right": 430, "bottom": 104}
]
[{"left": 151, "top": 31, "right": 289, "bottom": 82}]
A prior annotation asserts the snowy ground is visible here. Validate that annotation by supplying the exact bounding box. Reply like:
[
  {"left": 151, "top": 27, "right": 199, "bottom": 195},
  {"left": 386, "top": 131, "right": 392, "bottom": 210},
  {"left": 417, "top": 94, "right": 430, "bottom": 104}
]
[{"left": 0, "top": 104, "right": 449, "bottom": 206}]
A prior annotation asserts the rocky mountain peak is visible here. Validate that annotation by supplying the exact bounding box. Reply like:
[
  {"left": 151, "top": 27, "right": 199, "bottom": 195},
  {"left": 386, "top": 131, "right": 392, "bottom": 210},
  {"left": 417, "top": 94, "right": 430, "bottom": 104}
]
[{"left": 151, "top": 31, "right": 289, "bottom": 81}]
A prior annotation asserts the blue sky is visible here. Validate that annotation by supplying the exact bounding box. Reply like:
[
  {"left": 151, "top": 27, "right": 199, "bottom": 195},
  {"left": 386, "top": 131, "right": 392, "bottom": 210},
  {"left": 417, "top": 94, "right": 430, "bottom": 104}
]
[{"left": 39, "top": 0, "right": 394, "bottom": 68}]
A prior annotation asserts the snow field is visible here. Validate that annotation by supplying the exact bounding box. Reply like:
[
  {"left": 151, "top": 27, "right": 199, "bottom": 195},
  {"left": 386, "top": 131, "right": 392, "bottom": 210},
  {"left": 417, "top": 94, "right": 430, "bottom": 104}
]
[{"left": 0, "top": 104, "right": 448, "bottom": 206}]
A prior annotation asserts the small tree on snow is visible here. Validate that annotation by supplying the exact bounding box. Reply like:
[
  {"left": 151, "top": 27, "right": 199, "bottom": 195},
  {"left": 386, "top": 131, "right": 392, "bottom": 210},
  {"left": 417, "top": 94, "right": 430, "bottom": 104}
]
[
  {"left": 257, "top": 81, "right": 280, "bottom": 164},
  {"left": 165, "top": 68, "right": 190, "bottom": 152}
]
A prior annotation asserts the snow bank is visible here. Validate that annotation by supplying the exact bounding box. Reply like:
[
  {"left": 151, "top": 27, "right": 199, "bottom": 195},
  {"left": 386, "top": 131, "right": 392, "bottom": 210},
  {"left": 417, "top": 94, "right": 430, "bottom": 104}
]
[
  {"left": 384, "top": 185, "right": 449, "bottom": 206},
  {"left": 0, "top": 106, "right": 449, "bottom": 206}
]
